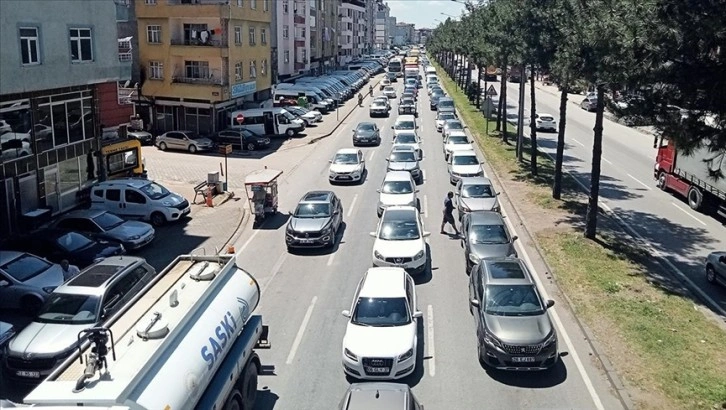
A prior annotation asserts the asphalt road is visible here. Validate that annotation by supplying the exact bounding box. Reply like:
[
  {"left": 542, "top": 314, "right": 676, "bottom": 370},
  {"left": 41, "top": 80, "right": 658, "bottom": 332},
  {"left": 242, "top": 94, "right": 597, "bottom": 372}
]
[
  {"left": 481, "top": 71, "right": 726, "bottom": 315},
  {"left": 232, "top": 74, "right": 625, "bottom": 410}
]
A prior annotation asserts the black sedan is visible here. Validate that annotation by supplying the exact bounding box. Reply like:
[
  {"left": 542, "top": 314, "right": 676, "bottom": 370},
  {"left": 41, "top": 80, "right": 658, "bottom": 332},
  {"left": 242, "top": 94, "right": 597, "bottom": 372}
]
[
  {"left": 8, "top": 229, "right": 125, "bottom": 268},
  {"left": 352, "top": 122, "right": 381, "bottom": 146},
  {"left": 213, "top": 128, "right": 271, "bottom": 151}
]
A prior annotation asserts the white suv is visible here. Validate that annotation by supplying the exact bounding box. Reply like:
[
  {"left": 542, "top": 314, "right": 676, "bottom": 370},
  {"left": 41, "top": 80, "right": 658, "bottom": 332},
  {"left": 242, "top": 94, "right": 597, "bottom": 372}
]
[
  {"left": 341, "top": 267, "right": 422, "bottom": 380},
  {"left": 377, "top": 171, "right": 419, "bottom": 217},
  {"left": 370, "top": 206, "right": 429, "bottom": 274}
]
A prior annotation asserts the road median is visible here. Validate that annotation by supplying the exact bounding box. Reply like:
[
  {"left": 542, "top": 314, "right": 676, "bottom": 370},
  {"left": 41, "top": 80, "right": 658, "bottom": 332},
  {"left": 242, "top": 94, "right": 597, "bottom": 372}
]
[{"left": 433, "top": 60, "right": 726, "bottom": 410}]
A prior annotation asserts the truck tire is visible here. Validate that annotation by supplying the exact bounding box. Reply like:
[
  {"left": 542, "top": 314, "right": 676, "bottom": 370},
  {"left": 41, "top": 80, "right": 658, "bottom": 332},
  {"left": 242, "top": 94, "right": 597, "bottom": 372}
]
[
  {"left": 223, "top": 389, "right": 243, "bottom": 410},
  {"left": 240, "top": 361, "right": 259, "bottom": 409},
  {"left": 687, "top": 186, "right": 703, "bottom": 211},
  {"left": 656, "top": 172, "right": 668, "bottom": 191}
]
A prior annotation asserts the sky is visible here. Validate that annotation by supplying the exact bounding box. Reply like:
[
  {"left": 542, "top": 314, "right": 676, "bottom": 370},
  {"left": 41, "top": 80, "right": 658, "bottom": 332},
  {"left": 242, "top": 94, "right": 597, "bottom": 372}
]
[{"left": 386, "top": 0, "right": 468, "bottom": 29}]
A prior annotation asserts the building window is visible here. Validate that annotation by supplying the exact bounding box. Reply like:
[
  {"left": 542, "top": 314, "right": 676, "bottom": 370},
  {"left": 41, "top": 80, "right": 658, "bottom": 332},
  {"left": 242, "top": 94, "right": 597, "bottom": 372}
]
[
  {"left": 235, "top": 62, "right": 242, "bottom": 81},
  {"left": 234, "top": 26, "right": 242, "bottom": 45},
  {"left": 283, "top": 0, "right": 288, "bottom": 13},
  {"left": 284, "top": 51, "right": 289, "bottom": 63},
  {"left": 263, "top": 0, "right": 269, "bottom": 11},
  {"left": 145, "top": 0, "right": 156, "bottom": 4},
  {"left": 302, "top": 27, "right": 306, "bottom": 37},
  {"left": 149, "top": 61, "right": 163, "bottom": 79},
  {"left": 146, "top": 25, "right": 161, "bottom": 44},
  {"left": 184, "top": 60, "right": 209, "bottom": 79},
  {"left": 261, "top": 28, "right": 267, "bottom": 45},
  {"left": 250, "top": 0, "right": 256, "bottom": 10},
  {"left": 261, "top": 59, "right": 267, "bottom": 75},
  {"left": 302, "top": 48, "right": 307, "bottom": 63},
  {"left": 237, "top": 0, "right": 242, "bottom": 6},
  {"left": 249, "top": 60, "right": 257, "bottom": 78},
  {"left": 19, "top": 27, "right": 40, "bottom": 65},
  {"left": 69, "top": 28, "right": 93, "bottom": 62},
  {"left": 248, "top": 28, "right": 256, "bottom": 45},
  {"left": 282, "top": 25, "right": 289, "bottom": 39}
]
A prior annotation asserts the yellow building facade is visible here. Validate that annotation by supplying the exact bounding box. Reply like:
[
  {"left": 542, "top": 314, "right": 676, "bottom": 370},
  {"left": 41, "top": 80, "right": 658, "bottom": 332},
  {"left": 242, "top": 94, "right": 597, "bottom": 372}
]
[{"left": 135, "top": 0, "right": 272, "bottom": 134}]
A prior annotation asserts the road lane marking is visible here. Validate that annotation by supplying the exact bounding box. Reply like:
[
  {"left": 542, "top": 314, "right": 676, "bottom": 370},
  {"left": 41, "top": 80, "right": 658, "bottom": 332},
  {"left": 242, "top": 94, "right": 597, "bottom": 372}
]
[
  {"left": 572, "top": 138, "right": 586, "bottom": 147},
  {"left": 426, "top": 304, "right": 436, "bottom": 377},
  {"left": 601, "top": 156, "right": 613, "bottom": 165},
  {"left": 347, "top": 194, "right": 358, "bottom": 217},
  {"left": 286, "top": 296, "right": 318, "bottom": 364},
  {"left": 671, "top": 202, "right": 707, "bottom": 226},
  {"left": 368, "top": 150, "right": 376, "bottom": 161},
  {"left": 423, "top": 195, "right": 429, "bottom": 218},
  {"left": 238, "top": 229, "right": 261, "bottom": 253},
  {"left": 627, "top": 173, "right": 652, "bottom": 190}
]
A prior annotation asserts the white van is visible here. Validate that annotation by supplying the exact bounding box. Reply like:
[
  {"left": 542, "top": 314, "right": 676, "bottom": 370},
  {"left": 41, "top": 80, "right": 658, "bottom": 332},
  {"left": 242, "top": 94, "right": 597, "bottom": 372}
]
[
  {"left": 228, "top": 108, "right": 305, "bottom": 137},
  {"left": 425, "top": 66, "right": 436, "bottom": 75},
  {"left": 272, "top": 87, "right": 332, "bottom": 112},
  {"left": 90, "top": 178, "right": 191, "bottom": 226}
]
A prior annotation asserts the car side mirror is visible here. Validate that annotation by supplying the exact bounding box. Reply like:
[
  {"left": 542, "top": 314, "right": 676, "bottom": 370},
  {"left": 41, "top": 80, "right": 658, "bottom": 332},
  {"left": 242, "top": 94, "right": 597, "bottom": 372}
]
[
  {"left": 413, "top": 311, "right": 423, "bottom": 319},
  {"left": 496, "top": 192, "right": 501, "bottom": 196},
  {"left": 288, "top": 211, "right": 293, "bottom": 215},
  {"left": 342, "top": 310, "right": 351, "bottom": 318},
  {"left": 376, "top": 189, "right": 381, "bottom": 193},
  {"left": 414, "top": 189, "right": 420, "bottom": 193},
  {"left": 328, "top": 160, "right": 332, "bottom": 163},
  {"left": 334, "top": 210, "right": 339, "bottom": 215},
  {"left": 391, "top": 126, "right": 394, "bottom": 129},
  {"left": 423, "top": 231, "right": 431, "bottom": 238},
  {"left": 0, "top": 280, "right": 10, "bottom": 287},
  {"left": 546, "top": 300, "right": 555, "bottom": 309},
  {"left": 369, "top": 232, "right": 376, "bottom": 237},
  {"left": 512, "top": 235, "right": 519, "bottom": 241},
  {"left": 470, "top": 299, "right": 480, "bottom": 307}
]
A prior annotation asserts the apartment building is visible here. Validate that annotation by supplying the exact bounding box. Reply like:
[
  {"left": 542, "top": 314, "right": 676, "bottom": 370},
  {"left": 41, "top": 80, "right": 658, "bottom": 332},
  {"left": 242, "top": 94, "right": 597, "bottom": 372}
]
[
  {"left": 386, "top": 16, "right": 397, "bottom": 47},
  {"left": 375, "top": 2, "right": 390, "bottom": 49},
  {"left": 309, "top": 0, "right": 341, "bottom": 74},
  {"left": 0, "top": 0, "right": 126, "bottom": 236},
  {"left": 273, "top": 0, "right": 309, "bottom": 80},
  {"left": 339, "top": 0, "right": 366, "bottom": 64},
  {"left": 135, "top": 0, "right": 272, "bottom": 135},
  {"left": 392, "top": 22, "right": 415, "bottom": 46}
]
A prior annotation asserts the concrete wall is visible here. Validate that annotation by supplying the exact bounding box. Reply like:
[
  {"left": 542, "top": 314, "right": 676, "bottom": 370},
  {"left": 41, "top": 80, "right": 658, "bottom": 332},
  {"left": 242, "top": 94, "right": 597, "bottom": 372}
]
[{"left": 0, "top": 0, "right": 122, "bottom": 95}]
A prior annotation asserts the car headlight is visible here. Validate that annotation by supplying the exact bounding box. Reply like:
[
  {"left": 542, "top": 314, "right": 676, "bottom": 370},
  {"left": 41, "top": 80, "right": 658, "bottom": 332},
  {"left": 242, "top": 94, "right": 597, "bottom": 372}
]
[
  {"left": 475, "top": 170, "right": 484, "bottom": 177},
  {"left": 407, "top": 201, "right": 416, "bottom": 207},
  {"left": 374, "top": 250, "right": 385, "bottom": 260},
  {"left": 329, "top": 171, "right": 337, "bottom": 177},
  {"left": 162, "top": 201, "right": 173, "bottom": 207},
  {"left": 491, "top": 204, "right": 500, "bottom": 212},
  {"left": 414, "top": 250, "right": 425, "bottom": 260},
  {"left": 42, "top": 286, "right": 56, "bottom": 294},
  {"left": 344, "top": 348, "right": 358, "bottom": 361},
  {"left": 398, "top": 348, "right": 414, "bottom": 362},
  {"left": 321, "top": 227, "right": 332, "bottom": 236},
  {"left": 469, "top": 253, "right": 480, "bottom": 263},
  {"left": 542, "top": 331, "right": 557, "bottom": 347},
  {"left": 129, "top": 235, "right": 140, "bottom": 240},
  {"left": 460, "top": 204, "right": 471, "bottom": 212},
  {"left": 484, "top": 328, "right": 503, "bottom": 348},
  {"left": 286, "top": 224, "right": 294, "bottom": 234}
]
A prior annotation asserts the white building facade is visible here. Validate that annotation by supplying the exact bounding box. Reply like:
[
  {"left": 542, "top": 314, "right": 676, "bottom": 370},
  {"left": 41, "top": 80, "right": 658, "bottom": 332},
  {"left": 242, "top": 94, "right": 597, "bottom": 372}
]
[
  {"left": 338, "top": 0, "right": 365, "bottom": 64},
  {"left": 375, "top": 2, "right": 390, "bottom": 49},
  {"left": 275, "top": 0, "right": 311, "bottom": 80}
]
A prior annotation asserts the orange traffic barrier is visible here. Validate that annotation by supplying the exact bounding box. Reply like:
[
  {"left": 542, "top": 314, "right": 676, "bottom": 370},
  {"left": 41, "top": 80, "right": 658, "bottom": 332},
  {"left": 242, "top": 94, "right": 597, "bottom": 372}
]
[
  {"left": 205, "top": 188, "right": 213, "bottom": 207},
  {"left": 227, "top": 245, "right": 235, "bottom": 254}
]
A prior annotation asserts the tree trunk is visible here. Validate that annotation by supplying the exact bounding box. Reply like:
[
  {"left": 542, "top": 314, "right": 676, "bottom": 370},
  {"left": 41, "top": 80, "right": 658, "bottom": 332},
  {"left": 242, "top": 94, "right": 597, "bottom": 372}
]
[
  {"left": 466, "top": 60, "right": 472, "bottom": 98},
  {"left": 476, "top": 61, "right": 483, "bottom": 109},
  {"left": 553, "top": 78, "right": 569, "bottom": 199},
  {"left": 500, "top": 56, "right": 508, "bottom": 143},
  {"left": 584, "top": 85, "right": 606, "bottom": 239},
  {"left": 529, "top": 64, "right": 538, "bottom": 176}
]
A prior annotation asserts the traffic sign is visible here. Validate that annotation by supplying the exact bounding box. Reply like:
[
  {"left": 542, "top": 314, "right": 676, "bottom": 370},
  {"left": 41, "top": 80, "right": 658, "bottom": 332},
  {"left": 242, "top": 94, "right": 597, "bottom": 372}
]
[
  {"left": 486, "top": 85, "right": 498, "bottom": 96},
  {"left": 235, "top": 114, "right": 245, "bottom": 124},
  {"left": 219, "top": 144, "right": 233, "bottom": 155}
]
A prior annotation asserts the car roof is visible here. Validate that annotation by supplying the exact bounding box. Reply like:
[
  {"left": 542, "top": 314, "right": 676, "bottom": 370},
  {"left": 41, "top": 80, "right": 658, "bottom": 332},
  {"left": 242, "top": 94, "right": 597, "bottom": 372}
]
[
  {"left": 343, "top": 382, "right": 409, "bottom": 410},
  {"left": 468, "top": 210, "right": 505, "bottom": 225},
  {"left": 359, "top": 267, "right": 408, "bottom": 298},
  {"left": 480, "top": 257, "right": 534, "bottom": 285},
  {"left": 444, "top": 119, "right": 463, "bottom": 125},
  {"left": 383, "top": 171, "right": 415, "bottom": 182},
  {"left": 61, "top": 208, "right": 109, "bottom": 219},
  {"left": 58, "top": 256, "right": 146, "bottom": 296},
  {"left": 446, "top": 131, "right": 468, "bottom": 138},
  {"left": 95, "top": 178, "right": 152, "bottom": 189},
  {"left": 451, "top": 150, "right": 477, "bottom": 158},
  {"left": 356, "top": 122, "right": 376, "bottom": 128},
  {"left": 382, "top": 206, "right": 418, "bottom": 221},
  {"left": 391, "top": 145, "right": 416, "bottom": 152},
  {"left": 395, "top": 115, "right": 416, "bottom": 122},
  {"left": 336, "top": 148, "right": 360, "bottom": 155},
  {"left": 460, "top": 176, "right": 492, "bottom": 186},
  {"left": 300, "top": 190, "right": 334, "bottom": 203}
]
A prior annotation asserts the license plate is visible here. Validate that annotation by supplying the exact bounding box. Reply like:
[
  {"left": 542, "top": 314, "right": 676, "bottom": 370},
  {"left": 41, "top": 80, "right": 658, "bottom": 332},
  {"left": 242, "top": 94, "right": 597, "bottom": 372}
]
[
  {"left": 511, "top": 356, "right": 536, "bottom": 363},
  {"left": 17, "top": 370, "right": 40, "bottom": 378},
  {"left": 338, "top": 176, "right": 351, "bottom": 179},
  {"left": 298, "top": 239, "right": 314, "bottom": 243},
  {"left": 365, "top": 366, "right": 389, "bottom": 373}
]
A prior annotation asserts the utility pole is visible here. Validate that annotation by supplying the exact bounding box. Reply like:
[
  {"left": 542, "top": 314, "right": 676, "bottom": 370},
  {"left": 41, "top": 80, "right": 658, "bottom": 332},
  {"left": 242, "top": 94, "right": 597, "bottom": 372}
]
[{"left": 516, "top": 66, "right": 526, "bottom": 162}]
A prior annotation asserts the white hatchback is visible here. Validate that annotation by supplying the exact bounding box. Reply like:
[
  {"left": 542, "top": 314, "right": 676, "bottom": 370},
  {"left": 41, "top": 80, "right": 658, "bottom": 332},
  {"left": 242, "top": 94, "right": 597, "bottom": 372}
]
[
  {"left": 342, "top": 267, "right": 422, "bottom": 380},
  {"left": 371, "top": 206, "right": 429, "bottom": 274}
]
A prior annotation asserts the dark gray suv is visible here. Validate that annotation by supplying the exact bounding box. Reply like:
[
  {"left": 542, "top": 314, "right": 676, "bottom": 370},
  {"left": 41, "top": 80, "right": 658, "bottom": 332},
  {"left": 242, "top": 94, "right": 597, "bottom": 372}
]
[
  {"left": 339, "top": 383, "right": 423, "bottom": 410},
  {"left": 468, "top": 257, "right": 558, "bottom": 370},
  {"left": 285, "top": 191, "right": 343, "bottom": 250}
]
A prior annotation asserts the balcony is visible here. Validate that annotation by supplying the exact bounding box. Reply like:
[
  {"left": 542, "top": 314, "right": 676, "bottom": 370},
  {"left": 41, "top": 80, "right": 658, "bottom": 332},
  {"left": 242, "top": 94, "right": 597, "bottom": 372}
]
[
  {"left": 294, "top": 14, "right": 305, "bottom": 25},
  {"left": 295, "top": 40, "right": 306, "bottom": 48},
  {"left": 294, "top": 62, "right": 306, "bottom": 71},
  {"left": 170, "top": 38, "right": 227, "bottom": 47},
  {"left": 167, "top": 0, "right": 227, "bottom": 4},
  {"left": 118, "top": 52, "right": 132, "bottom": 62},
  {"left": 172, "top": 75, "right": 226, "bottom": 86}
]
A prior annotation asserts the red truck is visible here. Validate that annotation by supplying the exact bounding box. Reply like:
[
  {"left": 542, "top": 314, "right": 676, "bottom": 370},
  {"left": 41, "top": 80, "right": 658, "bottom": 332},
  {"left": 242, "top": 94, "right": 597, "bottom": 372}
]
[{"left": 654, "top": 138, "right": 726, "bottom": 215}]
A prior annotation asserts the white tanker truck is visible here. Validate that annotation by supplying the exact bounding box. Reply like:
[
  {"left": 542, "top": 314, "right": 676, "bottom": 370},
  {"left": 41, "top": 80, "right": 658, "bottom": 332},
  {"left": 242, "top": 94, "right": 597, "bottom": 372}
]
[{"left": 6, "top": 253, "right": 269, "bottom": 410}]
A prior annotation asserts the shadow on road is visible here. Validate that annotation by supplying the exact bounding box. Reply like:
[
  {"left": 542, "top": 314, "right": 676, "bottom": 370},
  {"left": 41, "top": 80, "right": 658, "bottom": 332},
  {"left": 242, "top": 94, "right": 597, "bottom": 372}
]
[
  {"left": 254, "top": 387, "right": 280, "bottom": 410},
  {"left": 485, "top": 355, "right": 568, "bottom": 388},
  {"left": 413, "top": 244, "right": 434, "bottom": 285},
  {"left": 255, "top": 212, "right": 291, "bottom": 231}
]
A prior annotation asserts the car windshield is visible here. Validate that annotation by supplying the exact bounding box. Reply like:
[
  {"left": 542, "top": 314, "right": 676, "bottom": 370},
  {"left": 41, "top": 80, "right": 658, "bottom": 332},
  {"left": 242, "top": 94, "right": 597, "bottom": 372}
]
[
  {"left": 439, "top": 114, "right": 456, "bottom": 122},
  {"left": 384, "top": 87, "right": 395, "bottom": 92},
  {"left": 0, "top": 254, "right": 53, "bottom": 282},
  {"left": 334, "top": 153, "right": 359, "bottom": 164},
  {"left": 139, "top": 181, "right": 170, "bottom": 200},
  {"left": 484, "top": 284, "right": 544, "bottom": 316},
  {"left": 462, "top": 184, "right": 494, "bottom": 198},
  {"left": 438, "top": 101, "right": 454, "bottom": 109},
  {"left": 55, "top": 232, "right": 94, "bottom": 252},
  {"left": 395, "top": 121, "right": 415, "bottom": 130},
  {"left": 446, "top": 122, "right": 464, "bottom": 130},
  {"left": 389, "top": 152, "right": 416, "bottom": 162},
  {"left": 448, "top": 136, "right": 469, "bottom": 145},
  {"left": 379, "top": 218, "right": 420, "bottom": 240},
  {"left": 401, "top": 99, "right": 414, "bottom": 105},
  {"left": 540, "top": 116, "right": 554, "bottom": 121},
  {"left": 36, "top": 293, "right": 101, "bottom": 325},
  {"left": 283, "top": 111, "right": 297, "bottom": 120},
  {"left": 352, "top": 297, "right": 410, "bottom": 327},
  {"left": 470, "top": 224, "right": 508, "bottom": 244},
  {"left": 382, "top": 180, "right": 413, "bottom": 194},
  {"left": 453, "top": 155, "right": 479, "bottom": 165},
  {"left": 93, "top": 212, "right": 125, "bottom": 231},
  {"left": 294, "top": 203, "right": 331, "bottom": 218},
  {"left": 395, "top": 134, "right": 417, "bottom": 144},
  {"left": 372, "top": 102, "right": 386, "bottom": 108},
  {"left": 357, "top": 123, "right": 376, "bottom": 131}
]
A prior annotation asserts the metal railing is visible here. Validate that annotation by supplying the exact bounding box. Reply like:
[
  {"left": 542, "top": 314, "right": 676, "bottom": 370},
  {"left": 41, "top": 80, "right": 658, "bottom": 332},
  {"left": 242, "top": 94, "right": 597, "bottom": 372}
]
[
  {"left": 118, "top": 52, "right": 132, "bottom": 62},
  {"left": 172, "top": 76, "right": 226, "bottom": 86},
  {"left": 170, "top": 38, "right": 227, "bottom": 47}
]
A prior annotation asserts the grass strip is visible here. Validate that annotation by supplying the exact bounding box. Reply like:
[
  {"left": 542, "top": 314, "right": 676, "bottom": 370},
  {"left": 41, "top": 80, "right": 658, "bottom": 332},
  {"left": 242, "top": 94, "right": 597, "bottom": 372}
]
[{"left": 432, "top": 60, "right": 726, "bottom": 409}]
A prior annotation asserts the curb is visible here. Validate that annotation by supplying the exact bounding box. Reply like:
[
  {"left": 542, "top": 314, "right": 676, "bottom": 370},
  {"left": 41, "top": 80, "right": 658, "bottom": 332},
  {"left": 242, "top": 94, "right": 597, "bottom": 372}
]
[
  {"left": 220, "top": 202, "right": 249, "bottom": 254},
  {"left": 308, "top": 76, "right": 384, "bottom": 145},
  {"left": 437, "top": 66, "right": 636, "bottom": 410}
]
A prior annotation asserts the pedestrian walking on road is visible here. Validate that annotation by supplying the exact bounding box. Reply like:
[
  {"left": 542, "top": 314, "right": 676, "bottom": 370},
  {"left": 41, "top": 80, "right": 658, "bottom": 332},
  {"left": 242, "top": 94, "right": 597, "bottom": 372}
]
[{"left": 441, "top": 192, "right": 459, "bottom": 236}]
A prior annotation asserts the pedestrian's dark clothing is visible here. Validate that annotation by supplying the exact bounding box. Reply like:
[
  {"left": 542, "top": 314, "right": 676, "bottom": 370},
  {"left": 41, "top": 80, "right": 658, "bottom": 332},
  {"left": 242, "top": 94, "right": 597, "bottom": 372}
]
[{"left": 442, "top": 197, "right": 455, "bottom": 224}]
